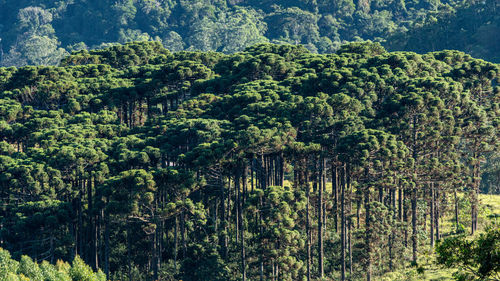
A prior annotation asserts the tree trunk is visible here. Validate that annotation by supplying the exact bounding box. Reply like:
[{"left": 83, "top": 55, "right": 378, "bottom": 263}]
[
  {"left": 104, "top": 199, "right": 110, "bottom": 279},
  {"left": 259, "top": 194, "right": 264, "bottom": 281},
  {"left": 435, "top": 187, "right": 440, "bottom": 241},
  {"left": 305, "top": 161, "right": 311, "bottom": 281},
  {"left": 251, "top": 159, "right": 255, "bottom": 192},
  {"left": 471, "top": 162, "right": 480, "bottom": 234},
  {"left": 235, "top": 174, "right": 239, "bottom": 244},
  {"left": 181, "top": 210, "right": 187, "bottom": 260},
  {"left": 127, "top": 227, "right": 132, "bottom": 281},
  {"left": 174, "top": 215, "right": 178, "bottom": 273},
  {"left": 411, "top": 186, "right": 418, "bottom": 264},
  {"left": 454, "top": 189, "right": 459, "bottom": 231},
  {"left": 430, "top": 183, "right": 435, "bottom": 247},
  {"left": 411, "top": 114, "right": 418, "bottom": 263},
  {"left": 152, "top": 226, "right": 159, "bottom": 280},
  {"left": 220, "top": 176, "right": 228, "bottom": 259},
  {"left": 398, "top": 185, "right": 403, "bottom": 221},
  {"left": 365, "top": 188, "right": 372, "bottom": 281},
  {"left": 78, "top": 185, "right": 83, "bottom": 258},
  {"left": 341, "top": 163, "right": 346, "bottom": 281},
  {"left": 323, "top": 157, "right": 327, "bottom": 234},
  {"left": 318, "top": 156, "right": 324, "bottom": 279},
  {"left": 280, "top": 152, "right": 285, "bottom": 187},
  {"left": 240, "top": 166, "right": 247, "bottom": 281},
  {"left": 332, "top": 162, "right": 339, "bottom": 233}
]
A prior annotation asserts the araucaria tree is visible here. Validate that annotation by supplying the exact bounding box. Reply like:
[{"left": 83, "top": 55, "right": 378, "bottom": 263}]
[{"left": 0, "top": 41, "right": 498, "bottom": 280}]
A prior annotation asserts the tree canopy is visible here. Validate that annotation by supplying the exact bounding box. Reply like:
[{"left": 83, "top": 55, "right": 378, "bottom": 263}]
[{"left": 0, "top": 41, "right": 498, "bottom": 280}]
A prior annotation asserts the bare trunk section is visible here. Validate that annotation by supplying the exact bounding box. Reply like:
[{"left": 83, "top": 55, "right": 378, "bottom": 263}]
[
  {"left": 318, "top": 156, "right": 324, "bottom": 279},
  {"left": 365, "top": 187, "right": 372, "bottom": 281},
  {"left": 341, "top": 163, "right": 346, "bottom": 281},
  {"left": 430, "top": 183, "right": 435, "bottom": 247}
]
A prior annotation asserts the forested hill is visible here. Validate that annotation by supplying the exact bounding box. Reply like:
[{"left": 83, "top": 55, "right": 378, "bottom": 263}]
[
  {"left": 0, "top": 41, "right": 498, "bottom": 280},
  {"left": 1, "top": 0, "right": 499, "bottom": 67},
  {"left": 385, "top": 0, "right": 500, "bottom": 63}
]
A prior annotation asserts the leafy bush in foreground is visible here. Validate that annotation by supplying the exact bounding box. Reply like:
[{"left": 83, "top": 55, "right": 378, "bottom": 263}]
[{"left": 0, "top": 248, "right": 106, "bottom": 281}]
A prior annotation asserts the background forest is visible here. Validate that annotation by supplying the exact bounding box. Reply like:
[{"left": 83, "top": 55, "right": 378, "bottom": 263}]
[
  {"left": 0, "top": 0, "right": 499, "bottom": 67},
  {"left": 0, "top": 41, "right": 499, "bottom": 280}
]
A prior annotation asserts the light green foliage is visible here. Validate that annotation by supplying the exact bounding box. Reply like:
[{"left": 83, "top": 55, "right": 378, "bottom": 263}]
[
  {"left": 1, "top": 7, "right": 68, "bottom": 67},
  {"left": 0, "top": 248, "right": 102, "bottom": 281},
  {"left": 69, "top": 256, "right": 106, "bottom": 281}
]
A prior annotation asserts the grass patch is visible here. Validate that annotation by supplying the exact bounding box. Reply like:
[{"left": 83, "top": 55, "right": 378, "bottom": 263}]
[{"left": 381, "top": 194, "right": 500, "bottom": 281}]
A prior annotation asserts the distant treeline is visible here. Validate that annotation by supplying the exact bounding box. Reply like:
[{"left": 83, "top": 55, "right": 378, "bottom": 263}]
[
  {"left": 0, "top": 42, "right": 498, "bottom": 280},
  {"left": 0, "top": 0, "right": 498, "bottom": 67}
]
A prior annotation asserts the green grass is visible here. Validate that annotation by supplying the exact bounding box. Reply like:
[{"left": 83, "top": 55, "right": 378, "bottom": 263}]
[
  {"left": 480, "top": 193, "right": 500, "bottom": 219},
  {"left": 381, "top": 194, "right": 500, "bottom": 281}
]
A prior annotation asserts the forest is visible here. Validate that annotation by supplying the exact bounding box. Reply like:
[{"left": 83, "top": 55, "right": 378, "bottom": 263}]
[
  {"left": 0, "top": 41, "right": 498, "bottom": 280},
  {"left": 0, "top": 0, "right": 499, "bottom": 67}
]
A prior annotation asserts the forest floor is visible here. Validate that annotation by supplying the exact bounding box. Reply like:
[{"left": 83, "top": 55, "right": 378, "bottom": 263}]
[{"left": 380, "top": 193, "right": 500, "bottom": 281}]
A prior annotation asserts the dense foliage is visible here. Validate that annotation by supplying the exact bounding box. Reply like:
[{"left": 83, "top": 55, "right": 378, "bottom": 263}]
[
  {"left": 0, "top": 41, "right": 499, "bottom": 280},
  {"left": 0, "top": 0, "right": 499, "bottom": 67}
]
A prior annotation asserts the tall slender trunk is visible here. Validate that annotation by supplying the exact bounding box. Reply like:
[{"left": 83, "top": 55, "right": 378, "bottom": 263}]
[
  {"left": 435, "top": 186, "right": 440, "bottom": 241},
  {"left": 235, "top": 174, "right": 239, "bottom": 244},
  {"left": 430, "top": 183, "right": 435, "bottom": 247},
  {"left": 423, "top": 188, "right": 427, "bottom": 233},
  {"left": 181, "top": 210, "right": 187, "bottom": 260},
  {"left": 398, "top": 185, "right": 403, "bottom": 221},
  {"left": 174, "top": 215, "right": 178, "bottom": 273},
  {"left": 347, "top": 169, "right": 352, "bottom": 277},
  {"left": 333, "top": 162, "right": 339, "bottom": 232},
  {"left": 251, "top": 159, "right": 255, "bottom": 192},
  {"left": 365, "top": 188, "right": 372, "bottom": 281},
  {"left": 50, "top": 233, "right": 54, "bottom": 263},
  {"left": 357, "top": 196, "right": 361, "bottom": 229},
  {"left": 88, "top": 177, "right": 99, "bottom": 270},
  {"left": 305, "top": 161, "right": 311, "bottom": 281},
  {"left": 318, "top": 156, "right": 324, "bottom": 279},
  {"left": 279, "top": 152, "right": 285, "bottom": 187},
  {"left": 240, "top": 166, "right": 247, "bottom": 281},
  {"left": 323, "top": 157, "right": 327, "bottom": 234},
  {"left": 348, "top": 217, "right": 352, "bottom": 277},
  {"left": 454, "top": 190, "right": 459, "bottom": 231},
  {"left": 403, "top": 188, "right": 408, "bottom": 247},
  {"left": 411, "top": 186, "right": 418, "bottom": 263},
  {"left": 341, "top": 163, "right": 346, "bottom": 281},
  {"left": 389, "top": 180, "right": 396, "bottom": 271},
  {"left": 220, "top": 176, "right": 228, "bottom": 259},
  {"left": 261, "top": 153, "right": 266, "bottom": 189},
  {"left": 471, "top": 161, "right": 480, "bottom": 234},
  {"left": 152, "top": 224, "right": 159, "bottom": 280},
  {"left": 127, "top": 227, "right": 132, "bottom": 281},
  {"left": 411, "top": 114, "right": 418, "bottom": 264},
  {"left": 259, "top": 195, "right": 264, "bottom": 281},
  {"left": 104, "top": 199, "right": 110, "bottom": 279},
  {"left": 78, "top": 187, "right": 83, "bottom": 258},
  {"left": 389, "top": 225, "right": 394, "bottom": 271}
]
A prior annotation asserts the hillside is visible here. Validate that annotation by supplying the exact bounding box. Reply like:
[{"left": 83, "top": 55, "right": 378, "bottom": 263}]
[
  {"left": 0, "top": 42, "right": 498, "bottom": 280},
  {"left": 385, "top": 0, "right": 500, "bottom": 63},
  {"left": 1, "top": 0, "right": 498, "bottom": 67}
]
